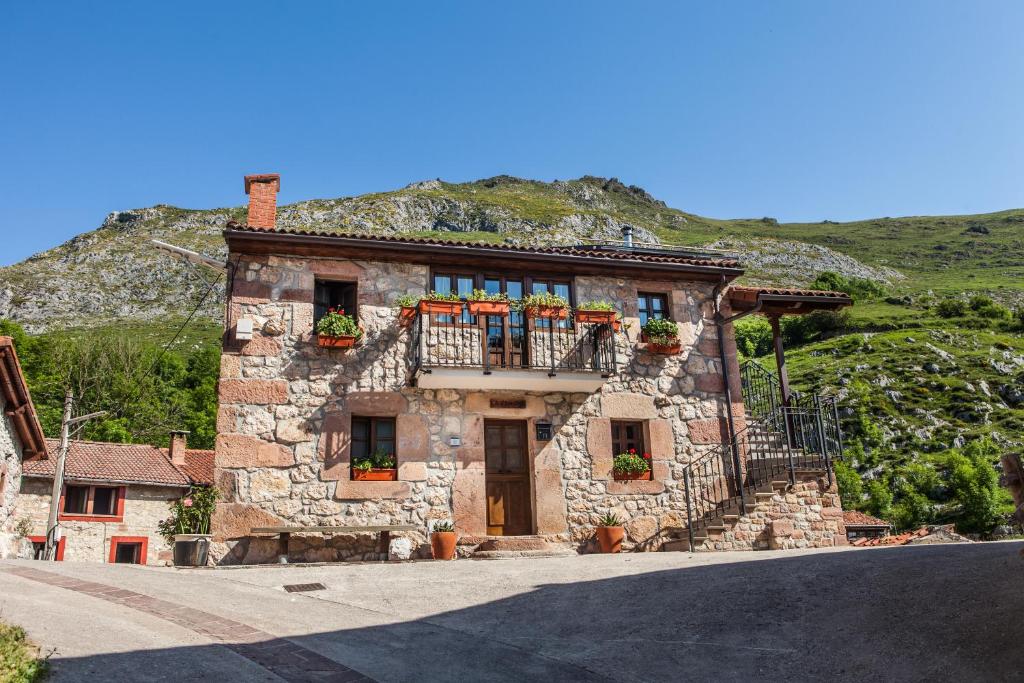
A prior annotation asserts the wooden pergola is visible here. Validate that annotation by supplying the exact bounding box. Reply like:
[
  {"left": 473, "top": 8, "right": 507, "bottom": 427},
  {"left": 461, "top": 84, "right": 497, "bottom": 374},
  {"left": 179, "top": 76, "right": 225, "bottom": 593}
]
[{"left": 726, "top": 286, "right": 853, "bottom": 407}]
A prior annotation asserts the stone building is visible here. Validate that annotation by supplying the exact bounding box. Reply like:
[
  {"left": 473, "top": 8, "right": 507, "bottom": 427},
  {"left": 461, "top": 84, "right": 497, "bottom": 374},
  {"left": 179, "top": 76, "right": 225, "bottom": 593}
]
[
  {"left": 213, "top": 174, "right": 852, "bottom": 563},
  {"left": 18, "top": 432, "right": 213, "bottom": 565},
  {"left": 0, "top": 337, "right": 48, "bottom": 559}
]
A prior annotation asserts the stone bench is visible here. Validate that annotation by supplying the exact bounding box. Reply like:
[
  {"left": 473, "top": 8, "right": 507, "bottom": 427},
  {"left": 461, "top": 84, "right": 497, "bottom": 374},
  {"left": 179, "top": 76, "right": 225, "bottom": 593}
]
[{"left": 251, "top": 525, "right": 419, "bottom": 562}]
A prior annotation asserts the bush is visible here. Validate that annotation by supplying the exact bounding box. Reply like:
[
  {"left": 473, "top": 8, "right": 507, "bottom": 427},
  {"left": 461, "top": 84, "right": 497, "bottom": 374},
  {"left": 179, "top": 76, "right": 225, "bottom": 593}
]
[
  {"left": 782, "top": 310, "right": 851, "bottom": 346},
  {"left": 969, "top": 296, "right": 1010, "bottom": 320},
  {"left": 935, "top": 298, "right": 967, "bottom": 318},
  {"left": 834, "top": 460, "right": 864, "bottom": 511},
  {"left": 809, "top": 271, "right": 887, "bottom": 301},
  {"left": 944, "top": 438, "right": 1014, "bottom": 535},
  {"left": 0, "top": 621, "right": 48, "bottom": 682},
  {"left": 733, "top": 318, "right": 772, "bottom": 358}
]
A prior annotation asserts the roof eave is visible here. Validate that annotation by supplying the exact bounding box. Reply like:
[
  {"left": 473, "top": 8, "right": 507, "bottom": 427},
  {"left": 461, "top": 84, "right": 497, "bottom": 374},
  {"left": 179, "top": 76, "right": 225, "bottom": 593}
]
[{"left": 23, "top": 473, "right": 190, "bottom": 488}]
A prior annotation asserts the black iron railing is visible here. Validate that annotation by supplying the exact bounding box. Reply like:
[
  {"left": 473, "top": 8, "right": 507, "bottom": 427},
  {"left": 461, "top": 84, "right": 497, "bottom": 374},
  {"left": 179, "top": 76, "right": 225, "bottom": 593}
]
[{"left": 413, "top": 309, "right": 617, "bottom": 377}]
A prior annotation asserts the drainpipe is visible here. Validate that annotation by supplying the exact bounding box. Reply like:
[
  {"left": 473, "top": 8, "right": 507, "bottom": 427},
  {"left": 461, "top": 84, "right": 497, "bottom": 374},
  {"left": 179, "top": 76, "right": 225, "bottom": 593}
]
[{"left": 713, "top": 277, "right": 762, "bottom": 495}]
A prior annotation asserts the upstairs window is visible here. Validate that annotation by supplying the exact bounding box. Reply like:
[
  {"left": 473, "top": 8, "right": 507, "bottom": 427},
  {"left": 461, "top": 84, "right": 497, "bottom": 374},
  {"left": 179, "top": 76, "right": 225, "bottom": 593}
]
[
  {"left": 638, "top": 293, "right": 668, "bottom": 327},
  {"left": 611, "top": 420, "right": 646, "bottom": 455},
  {"left": 61, "top": 485, "right": 123, "bottom": 520},
  {"left": 351, "top": 416, "right": 397, "bottom": 480},
  {"left": 314, "top": 280, "right": 357, "bottom": 325}
]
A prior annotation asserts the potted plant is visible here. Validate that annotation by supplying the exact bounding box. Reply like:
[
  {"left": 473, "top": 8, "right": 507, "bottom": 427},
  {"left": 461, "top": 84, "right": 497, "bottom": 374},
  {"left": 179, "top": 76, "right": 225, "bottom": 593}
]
[
  {"left": 640, "top": 318, "right": 681, "bottom": 354},
  {"left": 613, "top": 449, "right": 652, "bottom": 481},
  {"left": 596, "top": 512, "right": 625, "bottom": 554},
  {"left": 518, "top": 292, "right": 570, "bottom": 319},
  {"left": 575, "top": 300, "right": 617, "bottom": 325},
  {"left": 393, "top": 294, "right": 420, "bottom": 327},
  {"left": 466, "top": 289, "right": 511, "bottom": 316},
  {"left": 351, "top": 448, "right": 398, "bottom": 481},
  {"left": 418, "top": 291, "right": 464, "bottom": 315},
  {"left": 315, "top": 308, "right": 363, "bottom": 348},
  {"left": 159, "top": 486, "right": 219, "bottom": 567},
  {"left": 430, "top": 520, "right": 457, "bottom": 560}
]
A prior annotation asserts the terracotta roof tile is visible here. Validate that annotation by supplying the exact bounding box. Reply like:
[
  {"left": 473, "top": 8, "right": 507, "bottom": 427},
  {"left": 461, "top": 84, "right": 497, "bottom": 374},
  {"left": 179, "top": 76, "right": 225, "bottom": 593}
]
[
  {"left": 0, "top": 337, "right": 47, "bottom": 459},
  {"left": 174, "top": 449, "right": 215, "bottom": 486},
  {"left": 843, "top": 510, "right": 891, "bottom": 527},
  {"left": 225, "top": 222, "right": 743, "bottom": 269},
  {"left": 729, "top": 285, "right": 851, "bottom": 301},
  {"left": 24, "top": 439, "right": 208, "bottom": 487}
]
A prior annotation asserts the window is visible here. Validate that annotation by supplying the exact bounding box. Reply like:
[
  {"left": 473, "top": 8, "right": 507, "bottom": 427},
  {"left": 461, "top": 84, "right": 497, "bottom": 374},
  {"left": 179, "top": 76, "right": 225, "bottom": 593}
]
[
  {"left": 432, "top": 272, "right": 476, "bottom": 323},
  {"left": 108, "top": 536, "right": 148, "bottom": 565},
  {"left": 60, "top": 485, "right": 124, "bottom": 521},
  {"left": 28, "top": 536, "right": 64, "bottom": 561},
  {"left": 530, "top": 279, "right": 572, "bottom": 329},
  {"left": 351, "top": 416, "right": 397, "bottom": 477},
  {"left": 314, "top": 280, "right": 357, "bottom": 325},
  {"left": 611, "top": 421, "right": 646, "bottom": 455},
  {"left": 638, "top": 293, "right": 668, "bottom": 327}
]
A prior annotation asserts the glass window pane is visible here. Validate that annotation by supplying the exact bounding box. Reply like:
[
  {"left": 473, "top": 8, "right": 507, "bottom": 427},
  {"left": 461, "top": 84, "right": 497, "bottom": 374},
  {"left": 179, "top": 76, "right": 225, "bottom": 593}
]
[
  {"left": 352, "top": 419, "right": 369, "bottom": 440},
  {"left": 485, "top": 279, "right": 501, "bottom": 295},
  {"left": 651, "top": 297, "right": 663, "bottom": 312},
  {"left": 376, "top": 420, "right": 395, "bottom": 438},
  {"left": 505, "top": 448, "right": 523, "bottom": 470},
  {"left": 554, "top": 283, "right": 570, "bottom": 300},
  {"left": 434, "top": 275, "right": 452, "bottom": 294},
  {"left": 532, "top": 281, "right": 549, "bottom": 295},
  {"left": 457, "top": 277, "right": 474, "bottom": 298}
]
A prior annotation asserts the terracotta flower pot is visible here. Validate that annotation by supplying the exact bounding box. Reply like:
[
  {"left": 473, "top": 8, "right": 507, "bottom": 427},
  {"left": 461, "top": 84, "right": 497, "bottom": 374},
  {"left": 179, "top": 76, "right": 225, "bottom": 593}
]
[
  {"left": 317, "top": 334, "right": 360, "bottom": 349},
  {"left": 431, "top": 531, "right": 457, "bottom": 560},
  {"left": 575, "top": 309, "right": 616, "bottom": 325},
  {"left": 524, "top": 305, "right": 568, "bottom": 320},
  {"left": 613, "top": 469, "right": 651, "bottom": 481},
  {"left": 596, "top": 526, "right": 625, "bottom": 554},
  {"left": 467, "top": 300, "right": 510, "bottom": 316},
  {"left": 419, "top": 300, "right": 464, "bottom": 315},
  {"left": 352, "top": 468, "right": 397, "bottom": 481},
  {"left": 640, "top": 333, "right": 681, "bottom": 354},
  {"left": 398, "top": 306, "right": 418, "bottom": 327}
]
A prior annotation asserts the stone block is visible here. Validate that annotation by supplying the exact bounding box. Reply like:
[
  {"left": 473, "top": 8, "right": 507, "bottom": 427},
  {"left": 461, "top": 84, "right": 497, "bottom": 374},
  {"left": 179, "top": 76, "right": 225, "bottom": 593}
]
[
  {"left": 292, "top": 303, "right": 314, "bottom": 336},
  {"left": 239, "top": 335, "right": 283, "bottom": 357},
  {"left": 586, "top": 417, "right": 613, "bottom": 480},
  {"left": 600, "top": 392, "right": 658, "bottom": 419},
  {"left": 534, "top": 468, "right": 568, "bottom": 535},
  {"left": 216, "top": 433, "right": 294, "bottom": 468},
  {"left": 388, "top": 536, "right": 414, "bottom": 561},
  {"left": 318, "top": 411, "right": 351, "bottom": 481},
  {"left": 335, "top": 480, "right": 411, "bottom": 500},
  {"left": 218, "top": 379, "right": 289, "bottom": 405},
  {"left": 397, "top": 414, "right": 429, "bottom": 460},
  {"left": 216, "top": 405, "right": 239, "bottom": 434},
  {"left": 212, "top": 503, "right": 288, "bottom": 542},
  {"left": 452, "top": 466, "right": 487, "bottom": 535},
  {"left": 275, "top": 418, "right": 310, "bottom": 444},
  {"left": 607, "top": 480, "right": 665, "bottom": 495},
  {"left": 647, "top": 419, "right": 674, "bottom": 458},
  {"left": 398, "top": 461, "right": 427, "bottom": 481},
  {"left": 345, "top": 391, "right": 408, "bottom": 415},
  {"left": 625, "top": 515, "right": 659, "bottom": 550},
  {"left": 220, "top": 354, "right": 241, "bottom": 379},
  {"left": 695, "top": 373, "right": 725, "bottom": 393},
  {"left": 687, "top": 417, "right": 729, "bottom": 445}
]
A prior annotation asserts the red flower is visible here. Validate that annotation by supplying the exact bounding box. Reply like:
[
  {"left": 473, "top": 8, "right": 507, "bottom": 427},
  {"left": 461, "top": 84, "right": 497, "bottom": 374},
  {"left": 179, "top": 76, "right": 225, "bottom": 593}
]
[
  {"left": 183, "top": 498, "right": 193, "bottom": 508},
  {"left": 643, "top": 453, "right": 651, "bottom": 459},
  {"left": 629, "top": 448, "right": 636, "bottom": 454}
]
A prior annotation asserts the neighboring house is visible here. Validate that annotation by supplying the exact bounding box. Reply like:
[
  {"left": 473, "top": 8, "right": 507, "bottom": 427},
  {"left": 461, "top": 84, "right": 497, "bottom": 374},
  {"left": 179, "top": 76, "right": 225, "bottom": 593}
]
[
  {"left": 843, "top": 510, "right": 892, "bottom": 541},
  {"left": 213, "top": 174, "right": 853, "bottom": 563},
  {"left": 0, "top": 337, "right": 48, "bottom": 559},
  {"left": 18, "top": 431, "right": 213, "bottom": 565}
]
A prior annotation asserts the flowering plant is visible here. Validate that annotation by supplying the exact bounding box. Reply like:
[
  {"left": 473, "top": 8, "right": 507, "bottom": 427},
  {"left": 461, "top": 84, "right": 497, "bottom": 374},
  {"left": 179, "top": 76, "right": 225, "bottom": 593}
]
[
  {"left": 641, "top": 318, "right": 678, "bottom": 346},
  {"left": 612, "top": 448, "right": 652, "bottom": 474},
  {"left": 352, "top": 447, "right": 396, "bottom": 471},
  {"left": 315, "top": 307, "right": 361, "bottom": 338},
  {"left": 158, "top": 486, "right": 219, "bottom": 544}
]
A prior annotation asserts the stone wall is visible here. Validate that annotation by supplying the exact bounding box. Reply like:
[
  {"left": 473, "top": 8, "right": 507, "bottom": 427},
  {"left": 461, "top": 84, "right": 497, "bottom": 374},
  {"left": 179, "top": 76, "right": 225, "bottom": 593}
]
[
  {"left": 0, "top": 391, "right": 31, "bottom": 559},
  {"left": 214, "top": 253, "right": 751, "bottom": 562},
  {"left": 696, "top": 473, "right": 848, "bottom": 551},
  {"left": 17, "top": 478, "right": 181, "bottom": 565}
]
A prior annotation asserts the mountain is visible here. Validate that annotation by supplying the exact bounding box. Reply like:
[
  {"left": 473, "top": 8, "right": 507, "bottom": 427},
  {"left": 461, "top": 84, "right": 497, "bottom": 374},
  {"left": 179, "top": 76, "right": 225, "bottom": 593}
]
[{"left": 11, "top": 174, "right": 1019, "bottom": 333}]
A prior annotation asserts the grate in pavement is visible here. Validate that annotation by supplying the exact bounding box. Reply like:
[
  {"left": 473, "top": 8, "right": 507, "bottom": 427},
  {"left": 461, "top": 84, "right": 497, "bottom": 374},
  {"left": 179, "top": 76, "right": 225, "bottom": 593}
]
[{"left": 283, "top": 582, "right": 327, "bottom": 593}]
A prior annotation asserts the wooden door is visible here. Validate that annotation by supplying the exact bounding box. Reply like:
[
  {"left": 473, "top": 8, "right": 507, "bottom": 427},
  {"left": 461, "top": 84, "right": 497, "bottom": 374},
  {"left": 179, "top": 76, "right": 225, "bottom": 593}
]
[{"left": 485, "top": 420, "right": 532, "bottom": 536}]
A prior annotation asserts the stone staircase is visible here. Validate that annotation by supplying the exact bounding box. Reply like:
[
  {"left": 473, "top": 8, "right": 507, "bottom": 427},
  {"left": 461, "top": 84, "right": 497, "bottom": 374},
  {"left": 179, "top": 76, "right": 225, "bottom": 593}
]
[{"left": 460, "top": 535, "right": 576, "bottom": 559}]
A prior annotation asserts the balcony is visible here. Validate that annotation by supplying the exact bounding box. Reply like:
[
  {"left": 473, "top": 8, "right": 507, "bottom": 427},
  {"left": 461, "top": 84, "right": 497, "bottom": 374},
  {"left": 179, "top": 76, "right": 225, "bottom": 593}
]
[{"left": 412, "top": 309, "right": 616, "bottom": 392}]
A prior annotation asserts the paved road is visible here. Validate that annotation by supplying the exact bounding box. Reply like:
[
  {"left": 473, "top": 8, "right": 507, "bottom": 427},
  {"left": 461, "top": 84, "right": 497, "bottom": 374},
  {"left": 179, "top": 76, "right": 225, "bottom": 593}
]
[{"left": 2, "top": 542, "right": 1022, "bottom": 682}]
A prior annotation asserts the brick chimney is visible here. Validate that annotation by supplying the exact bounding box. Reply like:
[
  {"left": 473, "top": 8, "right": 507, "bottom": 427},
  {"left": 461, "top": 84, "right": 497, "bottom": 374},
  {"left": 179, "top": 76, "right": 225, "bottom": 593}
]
[
  {"left": 169, "top": 430, "right": 189, "bottom": 466},
  {"left": 244, "top": 173, "right": 280, "bottom": 230}
]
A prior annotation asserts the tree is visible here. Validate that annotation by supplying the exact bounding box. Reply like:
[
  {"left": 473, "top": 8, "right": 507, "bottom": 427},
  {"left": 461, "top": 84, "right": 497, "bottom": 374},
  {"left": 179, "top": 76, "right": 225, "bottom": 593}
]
[
  {"left": 834, "top": 459, "right": 864, "bottom": 511},
  {"left": 946, "top": 438, "right": 1013, "bottom": 535}
]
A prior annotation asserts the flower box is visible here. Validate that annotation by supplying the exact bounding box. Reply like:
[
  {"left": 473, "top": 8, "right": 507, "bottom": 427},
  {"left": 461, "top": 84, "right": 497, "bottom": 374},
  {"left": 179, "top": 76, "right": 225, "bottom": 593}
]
[
  {"left": 398, "top": 305, "right": 418, "bottom": 327},
  {"left": 467, "top": 300, "right": 511, "bottom": 316},
  {"left": 575, "top": 309, "right": 616, "bottom": 325},
  {"left": 640, "top": 332, "right": 681, "bottom": 354},
  {"left": 352, "top": 468, "right": 398, "bottom": 481},
  {"left": 317, "top": 334, "right": 360, "bottom": 349},
  {"left": 419, "top": 300, "right": 464, "bottom": 316},
  {"left": 524, "top": 305, "right": 568, "bottom": 320},
  {"left": 613, "top": 470, "right": 652, "bottom": 481}
]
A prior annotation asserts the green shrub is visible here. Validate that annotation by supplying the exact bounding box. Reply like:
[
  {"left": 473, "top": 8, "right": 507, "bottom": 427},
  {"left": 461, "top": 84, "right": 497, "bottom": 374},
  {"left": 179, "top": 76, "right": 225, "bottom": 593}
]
[
  {"left": 0, "top": 621, "right": 48, "bottom": 682},
  {"left": 945, "top": 438, "right": 1014, "bottom": 535},
  {"left": 834, "top": 459, "right": 864, "bottom": 511},
  {"left": 809, "top": 271, "right": 887, "bottom": 300},
  {"left": 641, "top": 318, "right": 679, "bottom": 345},
  {"left": 935, "top": 298, "right": 967, "bottom": 318},
  {"left": 734, "top": 317, "right": 772, "bottom": 358},
  {"left": 315, "top": 309, "right": 361, "bottom": 337}
]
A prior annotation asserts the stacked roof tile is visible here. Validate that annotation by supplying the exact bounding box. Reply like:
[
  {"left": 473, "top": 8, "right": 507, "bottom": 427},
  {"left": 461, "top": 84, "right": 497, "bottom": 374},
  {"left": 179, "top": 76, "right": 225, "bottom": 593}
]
[{"left": 23, "top": 439, "right": 213, "bottom": 487}]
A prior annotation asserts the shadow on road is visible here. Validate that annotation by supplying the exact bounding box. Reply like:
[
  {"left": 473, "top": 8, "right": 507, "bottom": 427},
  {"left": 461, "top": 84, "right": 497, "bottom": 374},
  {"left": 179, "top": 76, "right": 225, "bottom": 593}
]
[{"left": 38, "top": 542, "right": 1024, "bottom": 682}]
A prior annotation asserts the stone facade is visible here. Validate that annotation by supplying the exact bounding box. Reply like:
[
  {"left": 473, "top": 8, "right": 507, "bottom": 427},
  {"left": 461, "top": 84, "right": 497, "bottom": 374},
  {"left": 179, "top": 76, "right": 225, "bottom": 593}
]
[
  {"left": 0, "top": 391, "right": 31, "bottom": 559},
  {"left": 17, "top": 478, "right": 183, "bottom": 565},
  {"left": 214, "top": 250, "right": 761, "bottom": 563}
]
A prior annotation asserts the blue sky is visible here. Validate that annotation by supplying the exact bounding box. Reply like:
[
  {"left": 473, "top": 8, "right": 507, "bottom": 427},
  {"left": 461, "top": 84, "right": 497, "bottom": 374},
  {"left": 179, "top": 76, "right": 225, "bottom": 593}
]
[{"left": 2, "top": 1, "right": 1023, "bottom": 265}]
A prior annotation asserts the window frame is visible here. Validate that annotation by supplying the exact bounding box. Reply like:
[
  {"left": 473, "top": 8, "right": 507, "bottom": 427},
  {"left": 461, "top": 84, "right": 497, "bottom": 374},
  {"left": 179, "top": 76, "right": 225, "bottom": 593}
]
[
  {"left": 59, "top": 484, "right": 126, "bottom": 522},
  {"left": 610, "top": 420, "right": 652, "bottom": 481},
  {"left": 108, "top": 536, "right": 148, "bottom": 565},
  {"left": 314, "top": 279, "right": 358, "bottom": 327},
  {"left": 28, "top": 535, "right": 65, "bottom": 561},
  {"left": 350, "top": 415, "right": 398, "bottom": 476},
  {"left": 637, "top": 292, "right": 669, "bottom": 328}
]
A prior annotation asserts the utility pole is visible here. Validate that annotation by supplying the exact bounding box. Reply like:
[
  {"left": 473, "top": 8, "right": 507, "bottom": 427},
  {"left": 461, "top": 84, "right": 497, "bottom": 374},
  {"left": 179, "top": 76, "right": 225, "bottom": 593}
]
[
  {"left": 44, "top": 389, "right": 73, "bottom": 561},
  {"left": 43, "top": 390, "right": 108, "bottom": 561}
]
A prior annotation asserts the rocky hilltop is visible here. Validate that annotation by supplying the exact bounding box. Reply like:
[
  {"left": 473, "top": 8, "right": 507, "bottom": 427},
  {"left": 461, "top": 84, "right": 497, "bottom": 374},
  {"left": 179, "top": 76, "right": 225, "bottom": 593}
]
[{"left": 0, "top": 175, "right": 925, "bottom": 332}]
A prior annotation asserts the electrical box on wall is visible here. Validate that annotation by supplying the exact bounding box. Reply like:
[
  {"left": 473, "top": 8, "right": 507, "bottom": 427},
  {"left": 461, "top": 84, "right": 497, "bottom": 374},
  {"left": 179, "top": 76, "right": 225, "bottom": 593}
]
[
  {"left": 236, "top": 318, "right": 254, "bottom": 341},
  {"left": 449, "top": 436, "right": 461, "bottom": 447},
  {"left": 535, "top": 422, "right": 553, "bottom": 441}
]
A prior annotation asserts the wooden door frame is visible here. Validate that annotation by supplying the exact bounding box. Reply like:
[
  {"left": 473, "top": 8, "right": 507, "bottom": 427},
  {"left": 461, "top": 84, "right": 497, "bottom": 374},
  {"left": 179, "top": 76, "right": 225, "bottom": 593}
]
[{"left": 483, "top": 418, "right": 534, "bottom": 536}]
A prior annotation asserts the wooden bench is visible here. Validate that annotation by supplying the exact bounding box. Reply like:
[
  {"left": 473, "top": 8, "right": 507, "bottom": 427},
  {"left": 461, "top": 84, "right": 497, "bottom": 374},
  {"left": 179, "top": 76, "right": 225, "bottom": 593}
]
[{"left": 251, "top": 525, "right": 418, "bottom": 562}]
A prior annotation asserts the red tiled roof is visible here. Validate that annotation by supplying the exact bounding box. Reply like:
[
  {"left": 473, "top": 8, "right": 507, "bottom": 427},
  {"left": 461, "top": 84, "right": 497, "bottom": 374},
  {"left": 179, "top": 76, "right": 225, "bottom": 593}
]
[
  {"left": 729, "top": 286, "right": 851, "bottom": 301},
  {"left": 851, "top": 527, "right": 931, "bottom": 547},
  {"left": 843, "top": 510, "right": 891, "bottom": 527},
  {"left": 174, "top": 449, "right": 215, "bottom": 486},
  {"left": 0, "top": 337, "right": 47, "bottom": 459},
  {"left": 24, "top": 439, "right": 212, "bottom": 487},
  {"left": 225, "top": 222, "right": 743, "bottom": 269}
]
